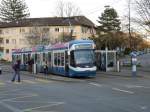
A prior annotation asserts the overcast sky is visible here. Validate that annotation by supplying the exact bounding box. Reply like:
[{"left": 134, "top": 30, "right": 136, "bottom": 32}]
[{"left": 24, "top": 0, "right": 128, "bottom": 25}]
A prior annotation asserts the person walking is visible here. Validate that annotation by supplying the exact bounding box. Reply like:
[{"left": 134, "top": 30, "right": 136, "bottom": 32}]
[{"left": 11, "top": 59, "right": 21, "bottom": 82}]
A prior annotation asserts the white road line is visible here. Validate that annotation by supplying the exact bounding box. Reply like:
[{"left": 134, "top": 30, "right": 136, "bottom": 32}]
[
  {"left": 35, "top": 79, "right": 53, "bottom": 83},
  {"left": 0, "top": 82, "right": 5, "bottom": 85},
  {"left": 2, "top": 94, "right": 38, "bottom": 101},
  {"left": 32, "top": 110, "right": 58, "bottom": 112},
  {"left": 23, "top": 80, "right": 37, "bottom": 84},
  {"left": 23, "top": 102, "right": 64, "bottom": 111},
  {"left": 8, "top": 100, "right": 62, "bottom": 104},
  {"left": 126, "top": 85, "right": 150, "bottom": 89},
  {"left": 112, "top": 88, "right": 134, "bottom": 94},
  {"left": 89, "top": 82, "right": 102, "bottom": 87},
  {"left": 0, "top": 89, "right": 22, "bottom": 94},
  {"left": 0, "top": 93, "right": 37, "bottom": 96},
  {"left": 0, "top": 101, "right": 23, "bottom": 112}
]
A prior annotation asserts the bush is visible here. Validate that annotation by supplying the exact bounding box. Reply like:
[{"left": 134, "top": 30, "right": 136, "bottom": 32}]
[
  {"left": 124, "top": 48, "right": 131, "bottom": 55},
  {"left": 0, "top": 58, "right": 7, "bottom": 62},
  {"left": 0, "top": 58, "right": 11, "bottom": 64}
]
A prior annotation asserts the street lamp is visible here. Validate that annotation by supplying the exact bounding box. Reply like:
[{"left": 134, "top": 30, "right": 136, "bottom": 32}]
[{"left": 128, "top": 0, "right": 132, "bottom": 50}]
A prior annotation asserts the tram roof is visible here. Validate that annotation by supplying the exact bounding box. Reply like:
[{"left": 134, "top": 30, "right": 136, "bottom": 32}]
[
  {"left": 12, "top": 39, "right": 94, "bottom": 53},
  {"left": 69, "top": 39, "right": 94, "bottom": 47}
]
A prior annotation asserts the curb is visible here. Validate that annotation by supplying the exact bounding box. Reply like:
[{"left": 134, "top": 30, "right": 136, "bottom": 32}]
[
  {"left": 20, "top": 71, "right": 85, "bottom": 82},
  {"left": 1, "top": 70, "right": 84, "bottom": 82},
  {"left": 97, "top": 71, "right": 143, "bottom": 78}
]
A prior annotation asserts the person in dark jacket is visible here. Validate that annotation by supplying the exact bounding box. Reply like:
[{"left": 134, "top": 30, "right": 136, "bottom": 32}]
[
  {"left": 28, "top": 58, "right": 34, "bottom": 73},
  {"left": 11, "top": 59, "right": 21, "bottom": 82}
]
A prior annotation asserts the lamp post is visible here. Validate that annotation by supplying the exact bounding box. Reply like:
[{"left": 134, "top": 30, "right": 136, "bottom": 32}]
[{"left": 128, "top": 0, "right": 132, "bottom": 50}]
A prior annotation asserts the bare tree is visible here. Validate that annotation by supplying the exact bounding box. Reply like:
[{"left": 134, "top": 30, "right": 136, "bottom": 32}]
[
  {"left": 134, "top": 0, "right": 150, "bottom": 31},
  {"left": 55, "top": 0, "right": 64, "bottom": 17},
  {"left": 55, "top": 0, "right": 82, "bottom": 17},
  {"left": 25, "top": 25, "right": 52, "bottom": 47}
]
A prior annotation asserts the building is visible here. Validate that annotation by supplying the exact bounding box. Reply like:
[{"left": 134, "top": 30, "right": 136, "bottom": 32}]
[{"left": 0, "top": 16, "right": 96, "bottom": 61}]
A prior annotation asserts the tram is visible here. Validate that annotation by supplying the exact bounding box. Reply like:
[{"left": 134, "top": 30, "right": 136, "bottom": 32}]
[{"left": 12, "top": 40, "right": 96, "bottom": 77}]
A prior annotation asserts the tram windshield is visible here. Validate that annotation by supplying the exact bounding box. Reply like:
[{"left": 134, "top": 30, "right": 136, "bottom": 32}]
[{"left": 70, "top": 50, "right": 95, "bottom": 67}]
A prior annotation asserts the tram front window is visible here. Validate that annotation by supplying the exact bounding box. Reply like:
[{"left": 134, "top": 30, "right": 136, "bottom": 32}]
[{"left": 70, "top": 50, "right": 95, "bottom": 67}]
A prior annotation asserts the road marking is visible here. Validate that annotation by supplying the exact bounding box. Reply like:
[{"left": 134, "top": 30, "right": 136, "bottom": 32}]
[
  {"left": 112, "top": 88, "right": 134, "bottom": 94},
  {"left": 23, "top": 102, "right": 64, "bottom": 112},
  {"left": 0, "top": 101, "right": 23, "bottom": 112},
  {"left": 0, "top": 89, "right": 22, "bottom": 94},
  {"left": 89, "top": 82, "right": 102, "bottom": 87},
  {"left": 23, "top": 80, "right": 37, "bottom": 84},
  {"left": 2, "top": 94, "right": 38, "bottom": 101},
  {"left": 126, "top": 85, "right": 150, "bottom": 89},
  {"left": 36, "top": 79, "right": 52, "bottom": 83},
  {"left": 0, "top": 93, "right": 37, "bottom": 96},
  {"left": 32, "top": 110, "right": 58, "bottom": 112},
  {"left": 0, "top": 82, "right": 5, "bottom": 85},
  {"left": 8, "top": 100, "right": 62, "bottom": 104}
]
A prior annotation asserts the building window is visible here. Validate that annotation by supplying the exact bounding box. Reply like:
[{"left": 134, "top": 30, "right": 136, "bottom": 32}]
[
  {"left": 55, "top": 28, "right": 59, "bottom": 32},
  {"left": 0, "top": 30, "right": 2, "bottom": 34},
  {"left": 6, "top": 39, "right": 9, "bottom": 44},
  {"left": 19, "top": 39, "right": 26, "bottom": 44},
  {"left": 12, "top": 39, "right": 16, "bottom": 44},
  {"left": 0, "top": 38, "right": 3, "bottom": 44},
  {"left": 5, "top": 30, "right": 9, "bottom": 34},
  {"left": 81, "top": 27, "right": 88, "bottom": 33},
  {"left": 90, "top": 29, "right": 93, "bottom": 34},
  {"left": 43, "top": 28, "right": 49, "bottom": 32},
  {"left": 6, "top": 49, "right": 9, "bottom": 54},
  {"left": 20, "top": 28, "right": 25, "bottom": 33},
  {"left": 0, "top": 47, "right": 4, "bottom": 52}
]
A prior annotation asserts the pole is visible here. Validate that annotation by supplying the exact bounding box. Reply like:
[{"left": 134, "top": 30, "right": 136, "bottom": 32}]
[{"left": 128, "top": 0, "right": 132, "bottom": 50}]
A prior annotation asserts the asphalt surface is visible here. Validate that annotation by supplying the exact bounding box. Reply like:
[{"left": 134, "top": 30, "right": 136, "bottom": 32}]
[{"left": 0, "top": 64, "right": 150, "bottom": 112}]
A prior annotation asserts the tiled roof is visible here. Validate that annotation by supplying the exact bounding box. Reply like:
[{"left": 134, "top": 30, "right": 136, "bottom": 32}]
[{"left": 0, "top": 16, "right": 95, "bottom": 28}]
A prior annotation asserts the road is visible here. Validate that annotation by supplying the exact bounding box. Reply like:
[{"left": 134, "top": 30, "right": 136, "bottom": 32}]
[{"left": 0, "top": 64, "right": 150, "bottom": 112}]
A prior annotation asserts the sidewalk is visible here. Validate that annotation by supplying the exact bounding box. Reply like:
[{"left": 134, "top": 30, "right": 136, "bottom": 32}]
[{"left": 97, "top": 68, "right": 146, "bottom": 78}]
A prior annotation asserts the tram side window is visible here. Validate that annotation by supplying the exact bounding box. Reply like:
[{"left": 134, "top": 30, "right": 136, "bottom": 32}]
[
  {"left": 36, "top": 54, "right": 40, "bottom": 64},
  {"left": 35, "top": 54, "right": 38, "bottom": 62},
  {"left": 54, "top": 53, "right": 57, "bottom": 66},
  {"left": 53, "top": 52, "right": 65, "bottom": 67},
  {"left": 43, "top": 53, "right": 45, "bottom": 62},
  {"left": 58, "top": 53, "right": 61, "bottom": 66},
  {"left": 23, "top": 54, "right": 26, "bottom": 64},
  {"left": 12, "top": 55, "right": 15, "bottom": 63},
  {"left": 48, "top": 52, "right": 51, "bottom": 63},
  {"left": 70, "top": 51, "right": 75, "bottom": 67},
  {"left": 28, "top": 54, "right": 30, "bottom": 61},
  {"left": 16, "top": 55, "right": 21, "bottom": 61},
  {"left": 61, "top": 53, "right": 64, "bottom": 66}
]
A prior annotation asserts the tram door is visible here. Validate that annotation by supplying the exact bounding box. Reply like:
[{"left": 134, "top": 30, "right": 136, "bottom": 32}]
[{"left": 65, "top": 51, "right": 69, "bottom": 74}]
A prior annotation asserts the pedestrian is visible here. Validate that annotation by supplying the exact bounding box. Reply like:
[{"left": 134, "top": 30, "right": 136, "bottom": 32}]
[
  {"left": 43, "top": 61, "right": 48, "bottom": 75},
  {"left": 11, "top": 59, "right": 21, "bottom": 82},
  {"left": 27, "top": 58, "right": 34, "bottom": 73}
]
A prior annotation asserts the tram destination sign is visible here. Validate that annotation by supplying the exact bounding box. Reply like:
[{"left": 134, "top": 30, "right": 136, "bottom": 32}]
[{"left": 75, "top": 44, "right": 93, "bottom": 49}]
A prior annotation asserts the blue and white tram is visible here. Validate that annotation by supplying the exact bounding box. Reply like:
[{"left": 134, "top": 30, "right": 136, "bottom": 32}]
[{"left": 12, "top": 40, "right": 96, "bottom": 77}]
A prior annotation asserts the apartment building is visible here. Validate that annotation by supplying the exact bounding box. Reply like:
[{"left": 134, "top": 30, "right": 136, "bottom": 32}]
[{"left": 0, "top": 16, "right": 96, "bottom": 61}]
